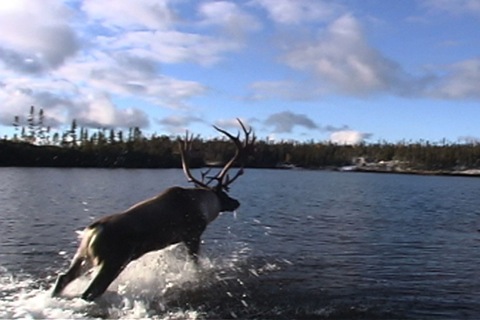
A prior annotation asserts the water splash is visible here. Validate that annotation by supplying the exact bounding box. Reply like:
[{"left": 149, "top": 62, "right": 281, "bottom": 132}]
[
  {"left": 0, "top": 267, "right": 89, "bottom": 319},
  {"left": 0, "top": 241, "right": 279, "bottom": 319}
]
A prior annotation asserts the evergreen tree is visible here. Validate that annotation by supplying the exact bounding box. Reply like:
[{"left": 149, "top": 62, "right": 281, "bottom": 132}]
[
  {"left": 12, "top": 115, "right": 20, "bottom": 141},
  {"left": 27, "top": 106, "right": 35, "bottom": 143},
  {"left": 70, "top": 119, "right": 78, "bottom": 147},
  {"left": 37, "top": 108, "right": 46, "bottom": 145}
]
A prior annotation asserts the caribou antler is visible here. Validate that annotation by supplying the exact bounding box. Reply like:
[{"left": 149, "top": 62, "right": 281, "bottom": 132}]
[
  {"left": 179, "top": 130, "right": 210, "bottom": 189},
  {"left": 212, "top": 118, "right": 254, "bottom": 191},
  {"left": 179, "top": 119, "right": 254, "bottom": 191}
]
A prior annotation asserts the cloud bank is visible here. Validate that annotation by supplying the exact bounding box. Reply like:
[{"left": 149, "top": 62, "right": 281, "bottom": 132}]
[
  {"left": 0, "top": 0, "right": 478, "bottom": 138},
  {"left": 262, "top": 111, "right": 370, "bottom": 144},
  {"left": 0, "top": 0, "right": 248, "bottom": 129}
]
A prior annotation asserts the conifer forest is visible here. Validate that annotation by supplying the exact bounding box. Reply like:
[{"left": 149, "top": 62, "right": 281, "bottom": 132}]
[{"left": 2, "top": 106, "right": 480, "bottom": 175}]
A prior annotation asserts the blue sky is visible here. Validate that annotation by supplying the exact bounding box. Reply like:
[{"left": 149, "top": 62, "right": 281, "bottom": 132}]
[{"left": 0, "top": 0, "right": 479, "bottom": 144}]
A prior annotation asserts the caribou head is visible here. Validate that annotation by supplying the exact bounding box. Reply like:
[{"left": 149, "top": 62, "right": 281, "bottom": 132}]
[
  {"left": 179, "top": 119, "right": 254, "bottom": 217},
  {"left": 51, "top": 119, "right": 254, "bottom": 301}
]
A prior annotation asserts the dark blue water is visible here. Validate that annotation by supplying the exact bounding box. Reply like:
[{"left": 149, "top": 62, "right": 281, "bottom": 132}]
[{"left": 0, "top": 168, "right": 479, "bottom": 319}]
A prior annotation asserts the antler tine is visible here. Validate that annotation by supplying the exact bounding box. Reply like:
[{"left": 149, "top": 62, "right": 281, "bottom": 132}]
[
  {"left": 237, "top": 118, "right": 252, "bottom": 142},
  {"left": 200, "top": 167, "right": 213, "bottom": 183},
  {"left": 212, "top": 126, "right": 240, "bottom": 145},
  {"left": 179, "top": 131, "right": 210, "bottom": 189},
  {"left": 223, "top": 168, "right": 245, "bottom": 191},
  {"left": 213, "top": 118, "right": 253, "bottom": 191}
]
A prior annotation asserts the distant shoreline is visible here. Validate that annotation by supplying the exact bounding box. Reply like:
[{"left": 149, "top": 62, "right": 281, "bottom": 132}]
[
  {"left": 336, "top": 166, "right": 480, "bottom": 178},
  {"left": 2, "top": 164, "right": 480, "bottom": 179},
  {"left": 3, "top": 140, "right": 480, "bottom": 177}
]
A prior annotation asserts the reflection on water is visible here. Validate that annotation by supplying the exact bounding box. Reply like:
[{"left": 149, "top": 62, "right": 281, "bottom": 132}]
[{"left": 0, "top": 168, "right": 479, "bottom": 319}]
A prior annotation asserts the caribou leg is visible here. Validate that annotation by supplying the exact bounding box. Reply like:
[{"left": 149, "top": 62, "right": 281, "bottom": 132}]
[
  {"left": 52, "top": 256, "right": 86, "bottom": 297},
  {"left": 182, "top": 217, "right": 206, "bottom": 265},
  {"left": 81, "top": 259, "right": 128, "bottom": 301},
  {"left": 184, "top": 235, "right": 201, "bottom": 265}
]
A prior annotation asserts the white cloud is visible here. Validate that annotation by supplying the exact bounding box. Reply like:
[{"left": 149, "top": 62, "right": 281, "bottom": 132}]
[
  {"left": 0, "top": 1, "right": 245, "bottom": 133},
  {"left": 0, "top": 77, "right": 149, "bottom": 130},
  {"left": 428, "top": 58, "right": 480, "bottom": 99},
  {"left": 213, "top": 117, "right": 252, "bottom": 131},
  {"left": 282, "top": 14, "right": 408, "bottom": 96},
  {"left": 0, "top": 0, "right": 79, "bottom": 73},
  {"left": 251, "top": 5, "right": 476, "bottom": 101},
  {"left": 329, "top": 130, "right": 371, "bottom": 145},
  {"left": 199, "top": 1, "right": 261, "bottom": 35},
  {"left": 421, "top": 0, "right": 480, "bottom": 17},
  {"left": 265, "top": 111, "right": 318, "bottom": 133},
  {"left": 1, "top": 0, "right": 479, "bottom": 140},
  {"left": 81, "top": 0, "right": 177, "bottom": 30},
  {"left": 82, "top": 1, "right": 248, "bottom": 66},
  {"left": 76, "top": 93, "right": 149, "bottom": 129},
  {"left": 103, "top": 30, "right": 240, "bottom": 66},
  {"left": 73, "top": 52, "right": 206, "bottom": 108},
  {"left": 159, "top": 115, "right": 204, "bottom": 127},
  {"left": 0, "top": 76, "right": 78, "bottom": 127},
  {"left": 158, "top": 115, "right": 205, "bottom": 134},
  {"left": 252, "top": 0, "right": 340, "bottom": 24}
]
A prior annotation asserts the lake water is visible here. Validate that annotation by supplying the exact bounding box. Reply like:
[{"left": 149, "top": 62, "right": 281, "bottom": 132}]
[{"left": 0, "top": 168, "right": 479, "bottom": 319}]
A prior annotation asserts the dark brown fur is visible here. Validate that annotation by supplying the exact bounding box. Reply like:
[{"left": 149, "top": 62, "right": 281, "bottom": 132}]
[{"left": 51, "top": 186, "right": 239, "bottom": 301}]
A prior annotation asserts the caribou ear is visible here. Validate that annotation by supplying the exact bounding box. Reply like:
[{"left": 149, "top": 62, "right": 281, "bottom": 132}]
[{"left": 213, "top": 184, "right": 225, "bottom": 193}]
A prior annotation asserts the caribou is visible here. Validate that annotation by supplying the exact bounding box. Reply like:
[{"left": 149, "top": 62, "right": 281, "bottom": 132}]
[{"left": 51, "top": 119, "right": 254, "bottom": 301}]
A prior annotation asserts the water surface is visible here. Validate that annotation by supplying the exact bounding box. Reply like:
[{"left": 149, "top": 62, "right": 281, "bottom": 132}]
[{"left": 0, "top": 168, "right": 479, "bottom": 319}]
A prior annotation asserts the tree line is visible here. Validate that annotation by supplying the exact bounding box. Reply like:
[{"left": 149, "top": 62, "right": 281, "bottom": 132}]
[{"left": 2, "top": 106, "right": 480, "bottom": 170}]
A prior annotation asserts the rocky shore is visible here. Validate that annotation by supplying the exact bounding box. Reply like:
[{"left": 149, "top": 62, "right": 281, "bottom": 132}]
[{"left": 339, "top": 165, "right": 480, "bottom": 177}]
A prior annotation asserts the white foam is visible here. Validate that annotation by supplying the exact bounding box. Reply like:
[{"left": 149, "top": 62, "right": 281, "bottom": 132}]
[
  {"left": 0, "top": 271, "right": 90, "bottom": 319},
  {"left": 0, "top": 242, "right": 253, "bottom": 319}
]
